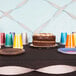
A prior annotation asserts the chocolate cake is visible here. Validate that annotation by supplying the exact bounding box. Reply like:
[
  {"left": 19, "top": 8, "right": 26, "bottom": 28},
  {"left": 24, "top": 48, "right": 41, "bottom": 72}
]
[{"left": 32, "top": 33, "right": 56, "bottom": 46}]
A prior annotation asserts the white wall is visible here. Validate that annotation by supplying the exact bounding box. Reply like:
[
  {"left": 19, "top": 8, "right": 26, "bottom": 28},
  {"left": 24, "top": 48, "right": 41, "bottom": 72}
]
[{"left": 0, "top": 0, "right": 76, "bottom": 42}]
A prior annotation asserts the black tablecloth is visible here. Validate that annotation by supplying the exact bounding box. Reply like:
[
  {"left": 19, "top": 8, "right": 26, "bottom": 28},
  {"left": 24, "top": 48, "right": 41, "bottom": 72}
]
[{"left": 0, "top": 43, "right": 76, "bottom": 76}]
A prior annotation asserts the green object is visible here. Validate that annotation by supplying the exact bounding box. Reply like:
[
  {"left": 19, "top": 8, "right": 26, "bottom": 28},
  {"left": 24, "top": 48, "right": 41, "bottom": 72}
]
[{"left": 5, "top": 34, "right": 13, "bottom": 47}]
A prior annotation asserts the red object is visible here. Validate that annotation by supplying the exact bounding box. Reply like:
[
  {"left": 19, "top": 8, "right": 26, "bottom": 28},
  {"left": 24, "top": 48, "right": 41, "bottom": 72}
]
[{"left": 0, "top": 33, "right": 5, "bottom": 46}]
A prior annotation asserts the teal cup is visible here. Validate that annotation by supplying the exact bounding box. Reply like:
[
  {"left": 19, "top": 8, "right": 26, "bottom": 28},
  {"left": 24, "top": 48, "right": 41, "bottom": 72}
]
[
  {"left": 60, "top": 32, "right": 67, "bottom": 45},
  {"left": 5, "top": 34, "right": 13, "bottom": 47}
]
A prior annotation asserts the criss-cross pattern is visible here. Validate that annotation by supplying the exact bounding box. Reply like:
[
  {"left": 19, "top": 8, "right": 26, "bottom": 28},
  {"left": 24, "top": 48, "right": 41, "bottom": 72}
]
[
  {"left": 0, "top": 0, "right": 75, "bottom": 33},
  {"left": 34, "top": 0, "right": 76, "bottom": 33},
  {"left": 0, "top": 0, "right": 32, "bottom": 32}
]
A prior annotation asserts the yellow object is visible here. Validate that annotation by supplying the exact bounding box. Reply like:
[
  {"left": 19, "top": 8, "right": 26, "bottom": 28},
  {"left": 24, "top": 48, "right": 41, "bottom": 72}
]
[
  {"left": 13, "top": 34, "right": 23, "bottom": 49},
  {"left": 72, "top": 34, "right": 75, "bottom": 48},
  {"left": 73, "top": 33, "right": 76, "bottom": 47}
]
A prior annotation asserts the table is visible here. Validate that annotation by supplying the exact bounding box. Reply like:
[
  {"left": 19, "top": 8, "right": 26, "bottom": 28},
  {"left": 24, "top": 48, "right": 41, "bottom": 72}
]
[{"left": 0, "top": 43, "right": 76, "bottom": 76}]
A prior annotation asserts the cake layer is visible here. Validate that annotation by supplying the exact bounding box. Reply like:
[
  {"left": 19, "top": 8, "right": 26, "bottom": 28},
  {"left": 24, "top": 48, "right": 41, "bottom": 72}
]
[
  {"left": 33, "top": 41, "right": 55, "bottom": 46},
  {"left": 33, "top": 33, "right": 55, "bottom": 41},
  {"left": 33, "top": 36, "right": 55, "bottom": 41}
]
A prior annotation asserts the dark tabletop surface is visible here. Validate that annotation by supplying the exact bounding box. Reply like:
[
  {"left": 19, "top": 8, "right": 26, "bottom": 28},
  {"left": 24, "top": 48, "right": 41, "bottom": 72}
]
[{"left": 0, "top": 43, "right": 76, "bottom": 76}]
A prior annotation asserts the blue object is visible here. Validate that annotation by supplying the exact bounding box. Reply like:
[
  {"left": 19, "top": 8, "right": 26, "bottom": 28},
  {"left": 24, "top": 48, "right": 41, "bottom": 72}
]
[
  {"left": 58, "top": 48, "right": 76, "bottom": 54},
  {"left": 5, "top": 34, "right": 13, "bottom": 47},
  {"left": 60, "top": 32, "right": 67, "bottom": 45},
  {"left": 9, "top": 32, "right": 15, "bottom": 42}
]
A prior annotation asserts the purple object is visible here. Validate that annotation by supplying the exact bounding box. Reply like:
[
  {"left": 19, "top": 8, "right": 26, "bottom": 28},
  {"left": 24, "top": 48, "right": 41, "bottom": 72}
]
[{"left": 9, "top": 32, "right": 15, "bottom": 42}]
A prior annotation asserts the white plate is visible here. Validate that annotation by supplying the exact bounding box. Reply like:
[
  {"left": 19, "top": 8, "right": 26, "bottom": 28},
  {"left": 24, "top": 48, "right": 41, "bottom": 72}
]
[
  {"left": 36, "top": 65, "right": 76, "bottom": 74},
  {"left": 0, "top": 66, "right": 33, "bottom": 76},
  {"left": 30, "top": 44, "right": 58, "bottom": 48},
  {"left": 0, "top": 66, "right": 34, "bottom": 75}
]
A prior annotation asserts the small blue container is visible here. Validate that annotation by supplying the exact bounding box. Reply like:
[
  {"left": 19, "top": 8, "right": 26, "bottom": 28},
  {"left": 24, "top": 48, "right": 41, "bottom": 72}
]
[{"left": 60, "top": 32, "right": 67, "bottom": 45}]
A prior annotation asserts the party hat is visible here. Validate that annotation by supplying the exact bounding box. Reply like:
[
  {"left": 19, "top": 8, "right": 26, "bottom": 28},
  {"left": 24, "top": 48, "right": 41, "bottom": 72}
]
[
  {"left": 13, "top": 34, "right": 23, "bottom": 49},
  {"left": 72, "top": 33, "right": 76, "bottom": 47},
  {"left": 5, "top": 34, "right": 13, "bottom": 47},
  {"left": 22, "top": 33, "right": 28, "bottom": 45},
  {"left": 0, "top": 33, "right": 5, "bottom": 46},
  {"left": 65, "top": 34, "right": 75, "bottom": 48},
  {"left": 60, "top": 32, "right": 67, "bottom": 45},
  {"left": 10, "top": 32, "right": 15, "bottom": 42}
]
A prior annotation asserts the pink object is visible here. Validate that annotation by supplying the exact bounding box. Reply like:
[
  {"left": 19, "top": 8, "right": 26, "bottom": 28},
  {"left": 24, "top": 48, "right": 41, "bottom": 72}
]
[
  {"left": 16, "top": 0, "right": 27, "bottom": 9},
  {"left": 68, "top": 51, "right": 74, "bottom": 52},
  {"left": 0, "top": 33, "right": 5, "bottom": 46}
]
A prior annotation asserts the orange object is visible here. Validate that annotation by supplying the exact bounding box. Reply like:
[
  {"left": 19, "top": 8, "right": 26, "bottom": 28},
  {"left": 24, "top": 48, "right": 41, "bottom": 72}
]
[
  {"left": 65, "top": 34, "right": 71, "bottom": 48},
  {"left": 65, "top": 34, "right": 75, "bottom": 48}
]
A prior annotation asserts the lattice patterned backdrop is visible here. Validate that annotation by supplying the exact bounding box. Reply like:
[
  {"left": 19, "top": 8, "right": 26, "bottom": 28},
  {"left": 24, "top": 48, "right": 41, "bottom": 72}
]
[{"left": 0, "top": 0, "right": 76, "bottom": 42}]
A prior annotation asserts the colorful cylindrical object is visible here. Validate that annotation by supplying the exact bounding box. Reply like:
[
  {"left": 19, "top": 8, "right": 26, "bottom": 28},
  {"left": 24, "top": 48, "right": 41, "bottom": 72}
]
[
  {"left": 65, "top": 34, "right": 71, "bottom": 48},
  {"left": 60, "top": 32, "right": 67, "bottom": 45},
  {"left": 13, "top": 34, "right": 23, "bottom": 49},
  {"left": 65, "top": 34, "right": 75, "bottom": 48},
  {"left": 22, "top": 33, "right": 28, "bottom": 45},
  {"left": 5, "top": 33, "right": 13, "bottom": 47},
  {"left": 9, "top": 32, "right": 15, "bottom": 42},
  {"left": 72, "top": 33, "right": 76, "bottom": 47},
  {"left": 0, "top": 33, "right": 5, "bottom": 46}
]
